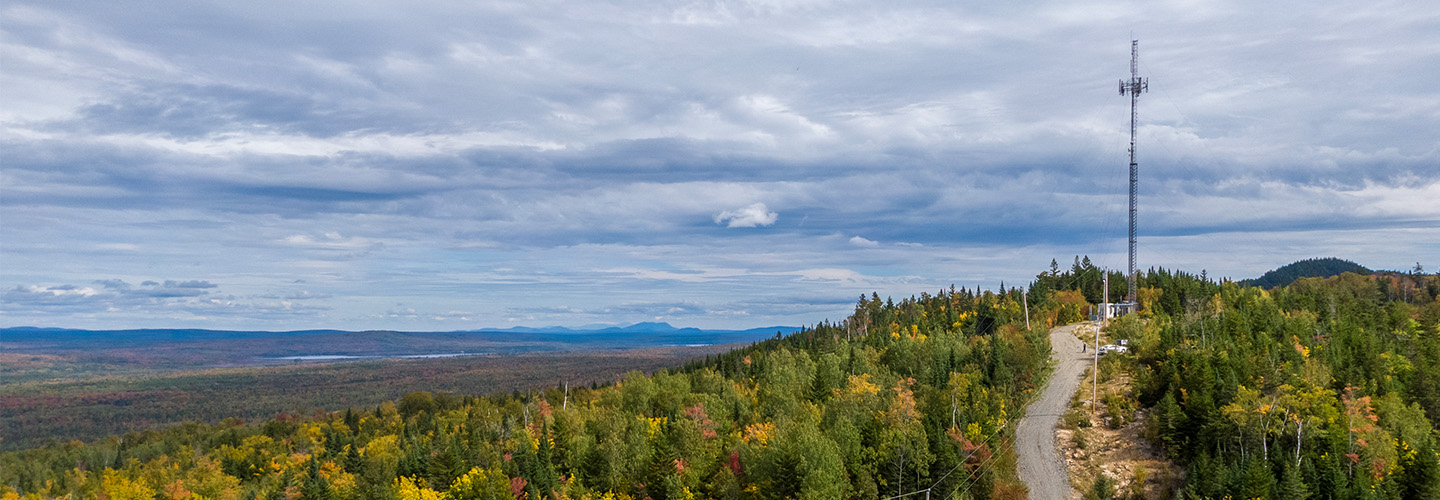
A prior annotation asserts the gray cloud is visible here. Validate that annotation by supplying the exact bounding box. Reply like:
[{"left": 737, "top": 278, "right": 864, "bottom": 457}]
[
  {"left": 163, "top": 280, "right": 217, "bottom": 289},
  {"left": 2, "top": 0, "right": 1437, "bottom": 330},
  {"left": 93, "top": 279, "right": 132, "bottom": 290},
  {"left": 1, "top": 278, "right": 329, "bottom": 323}
]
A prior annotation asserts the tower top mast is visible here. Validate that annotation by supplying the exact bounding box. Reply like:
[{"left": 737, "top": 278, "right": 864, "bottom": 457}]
[{"left": 1119, "top": 40, "right": 1148, "bottom": 304}]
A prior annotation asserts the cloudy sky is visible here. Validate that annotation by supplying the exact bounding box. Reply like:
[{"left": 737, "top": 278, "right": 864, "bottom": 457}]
[{"left": 2, "top": 0, "right": 1436, "bottom": 331}]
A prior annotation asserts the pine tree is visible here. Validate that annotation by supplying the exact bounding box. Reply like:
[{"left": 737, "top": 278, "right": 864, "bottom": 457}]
[
  {"left": 300, "top": 458, "right": 338, "bottom": 500},
  {"left": 1189, "top": 451, "right": 1224, "bottom": 500},
  {"left": 1399, "top": 438, "right": 1439, "bottom": 500},
  {"left": 1085, "top": 474, "right": 1115, "bottom": 500},
  {"left": 1241, "top": 457, "right": 1274, "bottom": 500},
  {"left": 344, "top": 444, "right": 364, "bottom": 474},
  {"left": 533, "top": 420, "right": 557, "bottom": 493},
  {"left": 343, "top": 408, "right": 360, "bottom": 435},
  {"left": 430, "top": 434, "right": 465, "bottom": 486},
  {"left": 1278, "top": 459, "right": 1309, "bottom": 500},
  {"left": 1153, "top": 390, "right": 1186, "bottom": 459},
  {"left": 397, "top": 437, "right": 428, "bottom": 480}
]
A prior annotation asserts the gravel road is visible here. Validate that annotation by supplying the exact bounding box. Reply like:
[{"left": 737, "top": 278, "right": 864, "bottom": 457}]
[{"left": 1017, "top": 322, "right": 1092, "bottom": 500}]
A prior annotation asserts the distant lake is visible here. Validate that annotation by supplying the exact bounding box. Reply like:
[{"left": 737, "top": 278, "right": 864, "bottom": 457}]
[{"left": 267, "top": 352, "right": 489, "bottom": 361}]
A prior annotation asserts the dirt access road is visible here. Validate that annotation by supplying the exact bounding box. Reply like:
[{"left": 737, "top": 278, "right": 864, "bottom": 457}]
[{"left": 1017, "top": 322, "right": 1092, "bottom": 500}]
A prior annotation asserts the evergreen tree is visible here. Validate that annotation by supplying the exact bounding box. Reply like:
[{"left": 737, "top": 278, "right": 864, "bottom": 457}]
[
  {"left": 1398, "top": 437, "right": 1439, "bottom": 500},
  {"left": 343, "top": 409, "right": 359, "bottom": 435},
  {"left": 1278, "top": 459, "right": 1309, "bottom": 500},
  {"left": 533, "top": 420, "right": 557, "bottom": 493},
  {"left": 396, "top": 438, "right": 428, "bottom": 480},
  {"left": 300, "top": 458, "right": 338, "bottom": 500},
  {"left": 343, "top": 444, "right": 364, "bottom": 474},
  {"left": 1085, "top": 474, "right": 1115, "bottom": 500},
  {"left": 1152, "top": 390, "right": 1186, "bottom": 459}
]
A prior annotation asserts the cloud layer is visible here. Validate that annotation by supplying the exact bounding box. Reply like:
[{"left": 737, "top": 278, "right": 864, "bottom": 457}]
[{"left": 2, "top": 0, "right": 1437, "bottom": 329}]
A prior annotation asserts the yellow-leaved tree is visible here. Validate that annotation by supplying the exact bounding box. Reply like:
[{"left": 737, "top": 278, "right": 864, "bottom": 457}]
[
  {"left": 443, "top": 467, "right": 511, "bottom": 500},
  {"left": 395, "top": 476, "right": 440, "bottom": 500},
  {"left": 102, "top": 470, "right": 154, "bottom": 500}
]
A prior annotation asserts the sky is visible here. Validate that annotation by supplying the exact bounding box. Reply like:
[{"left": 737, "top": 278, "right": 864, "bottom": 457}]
[{"left": 2, "top": 0, "right": 1437, "bottom": 331}]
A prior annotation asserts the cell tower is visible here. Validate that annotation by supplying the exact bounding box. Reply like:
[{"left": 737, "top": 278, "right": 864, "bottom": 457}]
[{"left": 1119, "top": 40, "right": 1147, "bottom": 304}]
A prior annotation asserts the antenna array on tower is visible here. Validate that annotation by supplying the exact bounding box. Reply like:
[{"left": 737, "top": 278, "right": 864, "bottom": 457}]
[{"left": 1119, "top": 40, "right": 1147, "bottom": 304}]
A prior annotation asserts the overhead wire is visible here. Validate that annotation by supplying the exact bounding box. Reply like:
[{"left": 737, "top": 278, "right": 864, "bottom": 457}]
[
  {"left": 945, "top": 432, "right": 1019, "bottom": 499},
  {"left": 1093, "top": 51, "right": 1132, "bottom": 275},
  {"left": 880, "top": 409, "right": 1020, "bottom": 500},
  {"left": 1136, "top": 54, "right": 1293, "bottom": 280}
]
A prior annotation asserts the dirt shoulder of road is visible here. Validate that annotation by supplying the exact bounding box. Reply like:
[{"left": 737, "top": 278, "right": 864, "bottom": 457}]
[{"left": 1056, "top": 326, "right": 1183, "bottom": 499}]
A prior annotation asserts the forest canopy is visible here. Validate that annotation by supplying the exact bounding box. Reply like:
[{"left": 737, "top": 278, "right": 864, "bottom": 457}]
[
  {"left": 3, "top": 259, "right": 1438, "bottom": 500},
  {"left": 3, "top": 285, "right": 1053, "bottom": 500}
]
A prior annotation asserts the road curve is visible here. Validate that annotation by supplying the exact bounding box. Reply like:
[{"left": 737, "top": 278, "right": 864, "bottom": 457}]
[{"left": 1017, "top": 322, "right": 1092, "bottom": 500}]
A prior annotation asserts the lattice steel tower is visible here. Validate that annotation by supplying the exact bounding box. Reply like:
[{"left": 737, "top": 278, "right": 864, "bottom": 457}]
[{"left": 1119, "top": 40, "right": 1147, "bottom": 303}]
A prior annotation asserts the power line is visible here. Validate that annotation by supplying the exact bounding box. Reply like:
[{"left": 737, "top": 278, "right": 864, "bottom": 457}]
[
  {"left": 946, "top": 433, "right": 1019, "bottom": 499},
  {"left": 880, "top": 413, "right": 1019, "bottom": 500}
]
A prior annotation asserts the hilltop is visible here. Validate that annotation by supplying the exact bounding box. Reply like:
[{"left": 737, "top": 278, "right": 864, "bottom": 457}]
[{"left": 1239, "top": 257, "right": 1371, "bottom": 288}]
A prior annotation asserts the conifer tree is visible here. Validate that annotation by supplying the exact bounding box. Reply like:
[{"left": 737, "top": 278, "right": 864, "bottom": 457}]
[
  {"left": 300, "top": 458, "right": 337, "bottom": 500},
  {"left": 1278, "top": 459, "right": 1309, "bottom": 500},
  {"left": 1398, "top": 437, "right": 1439, "bottom": 500}
]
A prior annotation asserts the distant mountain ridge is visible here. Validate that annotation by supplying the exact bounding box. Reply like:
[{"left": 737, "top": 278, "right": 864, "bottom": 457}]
[
  {"left": 1240, "top": 257, "right": 1371, "bottom": 288},
  {"left": 1, "top": 322, "right": 795, "bottom": 338},
  {"left": 0, "top": 323, "right": 803, "bottom": 360},
  {"left": 473, "top": 321, "right": 714, "bottom": 335}
]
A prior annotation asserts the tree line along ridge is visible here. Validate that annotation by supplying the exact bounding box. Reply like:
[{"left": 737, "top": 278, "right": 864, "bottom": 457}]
[{"left": 2, "top": 259, "right": 1437, "bottom": 500}]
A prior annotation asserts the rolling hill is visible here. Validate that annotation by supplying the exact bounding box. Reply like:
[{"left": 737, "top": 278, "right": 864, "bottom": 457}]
[{"left": 1239, "top": 256, "right": 1371, "bottom": 288}]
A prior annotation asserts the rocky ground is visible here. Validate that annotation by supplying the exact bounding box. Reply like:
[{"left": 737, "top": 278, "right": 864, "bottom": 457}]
[{"left": 1056, "top": 325, "right": 1183, "bottom": 499}]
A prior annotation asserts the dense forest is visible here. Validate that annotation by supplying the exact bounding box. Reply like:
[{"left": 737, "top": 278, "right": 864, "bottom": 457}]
[
  {"left": 1036, "top": 259, "right": 1439, "bottom": 499},
  {"left": 1, "top": 286, "right": 1053, "bottom": 499},
  {"left": 4, "top": 259, "right": 1437, "bottom": 499},
  {"left": 1134, "top": 272, "right": 1439, "bottom": 500},
  {"left": 0, "top": 347, "right": 741, "bottom": 452}
]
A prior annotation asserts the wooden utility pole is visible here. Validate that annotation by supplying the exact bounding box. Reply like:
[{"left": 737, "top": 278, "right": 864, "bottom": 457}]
[
  {"left": 1093, "top": 322, "right": 1099, "bottom": 415},
  {"left": 1090, "top": 271, "right": 1107, "bottom": 416},
  {"left": 1022, "top": 288, "right": 1030, "bottom": 330}
]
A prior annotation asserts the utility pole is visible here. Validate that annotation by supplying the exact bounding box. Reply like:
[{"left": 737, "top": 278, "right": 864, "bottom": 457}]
[
  {"left": 1119, "top": 40, "right": 1148, "bottom": 304},
  {"left": 1103, "top": 271, "right": 1109, "bottom": 322},
  {"left": 1022, "top": 287, "right": 1030, "bottom": 330},
  {"left": 1093, "top": 321, "right": 1099, "bottom": 416}
]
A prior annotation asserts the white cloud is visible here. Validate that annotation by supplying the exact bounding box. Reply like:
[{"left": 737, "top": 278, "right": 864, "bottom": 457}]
[
  {"left": 849, "top": 236, "right": 879, "bottom": 247},
  {"left": 598, "top": 267, "right": 749, "bottom": 283},
  {"left": 714, "top": 202, "right": 778, "bottom": 228},
  {"left": 20, "top": 284, "right": 99, "bottom": 297},
  {"left": 280, "top": 233, "right": 383, "bottom": 252}
]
